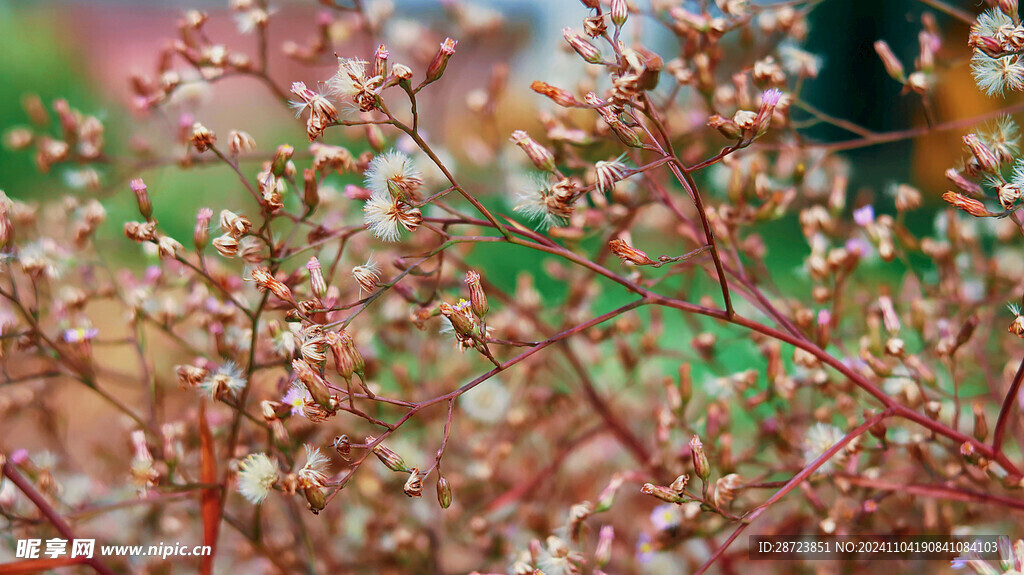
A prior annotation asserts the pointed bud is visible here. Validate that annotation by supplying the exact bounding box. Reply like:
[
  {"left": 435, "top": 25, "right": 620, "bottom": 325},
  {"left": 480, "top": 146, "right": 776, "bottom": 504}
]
[
  {"left": 303, "top": 485, "right": 326, "bottom": 514},
  {"left": 436, "top": 474, "right": 452, "bottom": 508},
  {"left": 303, "top": 168, "right": 319, "bottom": 212},
  {"left": 292, "top": 358, "right": 333, "bottom": 410},
  {"left": 424, "top": 38, "right": 457, "bottom": 85},
  {"left": 942, "top": 191, "right": 993, "bottom": 217},
  {"left": 690, "top": 435, "right": 710, "bottom": 482},
  {"left": 509, "top": 130, "right": 556, "bottom": 172},
  {"left": 190, "top": 122, "right": 216, "bottom": 152},
  {"left": 368, "top": 436, "right": 409, "bottom": 472},
  {"left": 563, "top": 28, "right": 603, "bottom": 64},
  {"left": 874, "top": 40, "right": 905, "bottom": 82},
  {"left": 973, "top": 403, "right": 988, "bottom": 441},
  {"left": 271, "top": 144, "right": 294, "bottom": 177},
  {"left": 307, "top": 257, "right": 327, "bottom": 299},
  {"left": 963, "top": 134, "right": 1000, "bottom": 173},
  {"left": 611, "top": 0, "right": 628, "bottom": 27},
  {"left": 130, "top": 178, "right": 152, "bottom": 220},
  {"left": 465, "top": 270, "right": 489, "bottom": 317},
  {"left": 194, "top": 208, "right": 213, "bottom": 251},
  {"left": 608, "top": 238, "right": 657, "bottom": 266}
]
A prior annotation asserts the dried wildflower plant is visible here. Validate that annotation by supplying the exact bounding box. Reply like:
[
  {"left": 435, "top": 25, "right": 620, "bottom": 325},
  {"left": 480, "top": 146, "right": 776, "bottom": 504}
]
[{"left": 3, "top": 0, "right": 1024, "bottom": 573}]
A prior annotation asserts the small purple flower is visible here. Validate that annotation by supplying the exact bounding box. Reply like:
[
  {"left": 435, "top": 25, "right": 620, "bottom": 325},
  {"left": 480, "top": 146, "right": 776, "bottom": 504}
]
[
  {"left": 845, "top": 237, "right": 872, "bottom": 257},
  {"left": 650, "top": 504, "right": 681, "bottom": 530},
  {"left": 62, "top": 327, "right": 99, "bottom": 343},
  {"left": 282, "top": 383, "right": 311, "bottom": 416},
  {"left": 761, "top": 88, "right": 783, "bottom": 107},
  {"left": 853, "top": 205, "right": 875, "bottom": 227},
  {"left": 636, "top": 533, "right": 656, "bottom": 564},
  {"left": 817, "top": 309, "right": 831, "bottom": 327}
]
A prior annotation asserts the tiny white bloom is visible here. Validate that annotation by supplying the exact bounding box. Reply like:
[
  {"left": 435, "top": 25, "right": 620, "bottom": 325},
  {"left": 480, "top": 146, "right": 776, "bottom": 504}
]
[
  {"left": 364, "top": 150, "right": 423, "bottom": 199},
  {"left": 237, "top": 453, "right": 278, "bottom": 504},
  {"left": 199, "top": 361, "right": 247, "bottom": 399},
  {"left": 298, "top": 444, "right": 330, "bottom": 488},
  {"left": 802, "top": 422, "right": 849, "bottom": 473}
]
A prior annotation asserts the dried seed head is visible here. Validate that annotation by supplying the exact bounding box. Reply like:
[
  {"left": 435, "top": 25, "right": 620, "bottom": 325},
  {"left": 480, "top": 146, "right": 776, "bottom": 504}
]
[
  {"left": 250, "top": 267, "right": 293, "bottom": 302},
  {"left": 228, "top": 130, "right": 256, "bottom": 156},
  {"left": 157, "top": 235, "right": 183, "bottom": 259},
  {"left": 124, "top": 221, "right": 157, "bottom": 242},
  {"left": 640, "top": 482, "right": 684, "bottom": 503},
  {"left": 352, "top": 258, "right": 382, "bottom": 294},
  {"left": 175, "top": 364, "right": 209, "bottom": 388},
  {"left": 403, "top": 468, "right": 423, "bottom": 497},
  {"left": 212, "top": 234, "right": 239, "bottom": 257},
  {"left": 999, "top": 182, "right": 1022, "bottom": 209},
  {"left": 714, "top": 473, "right": 742, "bottom": 508},
  {"left": 895, "top": 184, "right": 922, "bottom": 211},
  {"left": 333, "top": 435, "right": 351, "bottom": 460},
  {"left": 219, "top": 209, "right": 252, "bottom": 237},
  {"left": 190, "top": 122, "right": 216, "bottom": 152}
]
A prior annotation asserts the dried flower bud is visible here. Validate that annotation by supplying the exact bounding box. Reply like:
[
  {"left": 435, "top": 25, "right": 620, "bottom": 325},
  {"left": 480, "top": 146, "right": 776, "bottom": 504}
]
[
  {"left": 220, "top": 209, "right": 252, "bottom": 237},
  {"left": 531, "top": 81, "right": 581, "bottom": 107},
  {"left": 963, "top": 134, "right": 1000, "bottom": 173},
  {"left": 874, "top": 40, "right": 904, "bottom": 82},
  {"left": 303, "top": 485, "right": 326, "bottom": 514},
  {"left": 563, "top": 28, "right": 602, "bottom": 64},
  {"left": 368, "top": 436, "right": 409, "bottom": 472},
  {"left": 465, "top": 270, "right": 489, "bottom": 317},
  {"left": 640, "top": 482, "right": 684, "bottom": 503},
  {"left": 942, "top": 191, "right": 992, "bottom": 217},
  {"left": 708, "top": 114, "right": 743, "bottom": 140},
  {"left": 510, "top": 130, "right": 556, "bottom": 172},
  {"left": 292, "top": 358, "right": 332, "bottom": 409},
  {"left": 307, "top": 257, "right": 327, "bottom": 299},
  {"left": 895, "top": 184, "right": 922, "bottom": 212},
  {"left": 595, "top": 525, "right": 614, "bottom": 566},
  {"left": 999, "top": 183, "right": 1022, "bottom": 210},
  {"left": 608, "top": 238, "right": 657, "bottom": 266},
  {"left": 945, "top": 168, "right": 983, "bottom": 195},
  {"left": 714, "top": 473, "right": 742, "bottom": 508},
  {"left": 302, "top": 168, "right": 320, "bottom": 213},
  {"left": 690, "top": 435, "right": 710, "bottom": 481},
  {"left": 424, "top": 38, "right": 457, "bottom": 85},
  {"left": 157, "top": 236, "right": 183, "bottom": 259},
  {"left": 392, "top": 63, "right": 413, "bottom": 81},
  {"left": 124, "top": 221, "right": 157, "bottom": 242},
  {"left": 333, "top": 435, "right": 351, "bottom": 460},
  {"left": 193, "top": 208, "right": 213, "bottom": 251},
  {"left": 973, "top": 403, "right": 988, "bottom": 441},
  {"left": 373, "top": 43, "right": 389, "bottom": 79},
  {"left": 669, "top": 474, "right": 690, "bottom": 493},
  {"left": 212, "top": 234, "right": 239, "bottom": 257},
  {"left": 190, "top": 122, "right": 216, "bottom": 152},
  {"left": 436, "top": 474, "right": 452, "bottom": 508},
  {"left": 228, "top": 130, "right": 256, "bottom": 156},
  {"left": 1009, "top": 307, "right": 1024, "bottom": 337},
  {"left": 130, "top": 178, "right": 152, "bottom": 220},
  {"left": 271, "top": 144, "right": 294, "bottom": 177},
  {"left": 251, "top": 267, "right": 293, "bottom": 302},
  {"left": 440, "top": 300, "right": 476, "bottom": 338},
  {"left": 403, "top": 468, "right": 423, "bottom": 497}
]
